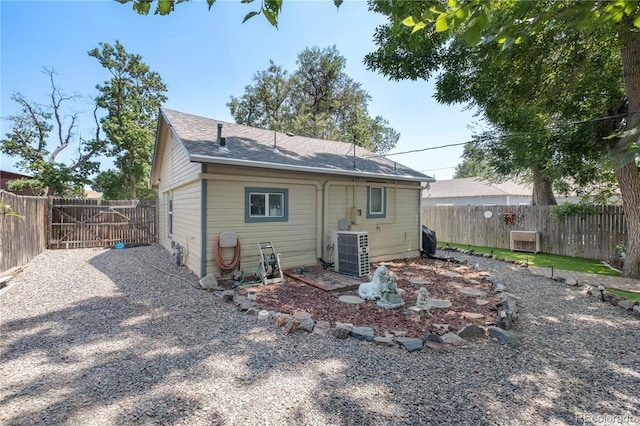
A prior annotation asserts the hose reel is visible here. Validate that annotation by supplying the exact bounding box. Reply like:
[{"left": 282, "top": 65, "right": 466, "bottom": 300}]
[{"left": 256, "top": 242, "right": 283, "bottom": 285}]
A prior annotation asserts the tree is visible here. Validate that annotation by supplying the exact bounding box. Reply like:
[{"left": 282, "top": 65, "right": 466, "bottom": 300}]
[
  {"left": 1, "top": 69, "right": 104, "bottom": 197},
  {"left": 367, "top": 1, "right": 625, "bottom": 205},
  {"left": 89, "top": 41, "right": 167, "bottom": 200},
  {"left": 453, "top": 143, "right": 490, "bottom": 179},
  {"left": 370, "top": 0, "right": 640, "bottom": 278},
  {"left": 116, "top": 0, "right": 343, "bottom": 27},
  {"left": 228, "top": 46, "right": 399, "bottom": 154}
]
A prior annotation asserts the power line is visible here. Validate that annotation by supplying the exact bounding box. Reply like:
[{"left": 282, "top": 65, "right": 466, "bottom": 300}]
[{"left": 365, "top": 108, "right": 639, "bottom": 161}]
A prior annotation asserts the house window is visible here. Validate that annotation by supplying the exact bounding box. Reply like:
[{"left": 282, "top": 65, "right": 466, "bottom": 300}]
[
  {"left": 167, "top": 195, "right": 173, "bottom": 237},
  {"left": 245, "top": 187, "right": 288, "bottom": 223},
  {"left": 367, "top": 186, "right": 386, "bottom": 219}
]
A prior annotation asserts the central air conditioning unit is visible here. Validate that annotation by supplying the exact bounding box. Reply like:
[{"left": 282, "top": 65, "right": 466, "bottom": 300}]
[{"left": 333, "top": 231, "right": 370, "bottom": 278}]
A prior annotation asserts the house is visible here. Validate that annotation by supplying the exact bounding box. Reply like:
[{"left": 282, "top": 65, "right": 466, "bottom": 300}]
[
  {"left": 151, "top": 108, "right": 434, "bottom": 279},
  {"left": 0, "top": 170, "right": 37, "bottom": 196},
  {"left": 422, "top": 177, "right": 581, "bottom": 206}
]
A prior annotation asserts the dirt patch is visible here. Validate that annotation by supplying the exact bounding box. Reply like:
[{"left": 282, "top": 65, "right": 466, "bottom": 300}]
[{"left": 232, "top": 256, "right": 500, "bottom": 339}]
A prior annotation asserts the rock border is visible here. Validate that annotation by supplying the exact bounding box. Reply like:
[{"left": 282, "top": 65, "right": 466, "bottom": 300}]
[
  {"left": 441, "top": 246, "right": 640, "bottom": 320},
  {"left": 213, "top": 274, "right": 524, "bottom": 352}
]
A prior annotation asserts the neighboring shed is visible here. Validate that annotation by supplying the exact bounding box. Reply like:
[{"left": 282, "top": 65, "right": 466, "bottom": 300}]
[
  {"left": 0, "top": 170, "right": 37, "bottom": 196},
  {"left": 423, "top": 177, "right": 584, "bottom": 206},
  {"left": 151, "top": 108, "right": 434, "bottom": 279}
]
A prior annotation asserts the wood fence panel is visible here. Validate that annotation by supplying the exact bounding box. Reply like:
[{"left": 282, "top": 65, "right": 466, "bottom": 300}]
[
  {"left": 422, "top": 205, "right": 627, "bottom": 262},
  {"left": 0, "top": 190, "right": 48, "bottom": 273},
  {"left": 49, "top": 199, "right": 157, "bottom": 249}
]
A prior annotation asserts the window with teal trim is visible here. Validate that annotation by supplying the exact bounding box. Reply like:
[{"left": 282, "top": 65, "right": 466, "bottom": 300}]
[
  {"left": 367, "top": 186, "right": 386, "bottom": 219},
  {"left": 245, "top": 187, "right": 288, "bottom": 223}
]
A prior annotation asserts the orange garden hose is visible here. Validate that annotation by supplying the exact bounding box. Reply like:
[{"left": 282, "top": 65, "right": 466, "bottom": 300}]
[{"left": 215, "top": 235, "right": 241, "bottom": 274}]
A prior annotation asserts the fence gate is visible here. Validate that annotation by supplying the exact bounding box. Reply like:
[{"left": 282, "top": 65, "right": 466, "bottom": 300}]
[{"left": 49, "top": 199, "right": 157, "bottom": 249}]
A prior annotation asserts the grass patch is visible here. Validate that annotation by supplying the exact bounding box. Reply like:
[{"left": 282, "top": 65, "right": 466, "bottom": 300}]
[
  {"left": 606, "top": 288, "right": 640, "bottom": 303},
  {"left": 440, "top": 242, "right": 621, "bottom": 277}
]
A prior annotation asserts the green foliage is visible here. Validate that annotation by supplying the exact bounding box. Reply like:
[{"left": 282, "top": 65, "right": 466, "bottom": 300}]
[
  {"left": 89, "top": 41, "right": 167, "bottom": 200},
  {"left": 0, "top": 202, "right": 25, "bottom": 219},
  {"left": 228, "top": 46, "right": 399, "bottom": 154},
  {"left": 92, "top": 169, "right": 156, "bottom": 200},
  {"left": 550, "top": 203, "right": 600, "bottom": 220},
  {"left": 117, "top": 0, "right": 342, "bottom": 26}
]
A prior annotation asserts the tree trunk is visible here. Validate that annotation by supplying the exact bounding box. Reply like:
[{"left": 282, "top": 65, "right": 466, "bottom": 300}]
[
  {"left": 531, "top": 166, "right": 557, "bottom": 205},
  {"left": 615, "top": 20, "right": 640, "bottom": 278}
]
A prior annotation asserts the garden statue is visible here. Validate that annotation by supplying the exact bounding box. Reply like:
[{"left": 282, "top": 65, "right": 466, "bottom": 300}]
[
  {"left": 412, "top": 287, "right": 432, "bottom": 318},
  {"left": 376, "top": 272, "right": 405, "bottom": 309},
  {"left": 358, "top": 265, "right": 389, "bottom": 300}
]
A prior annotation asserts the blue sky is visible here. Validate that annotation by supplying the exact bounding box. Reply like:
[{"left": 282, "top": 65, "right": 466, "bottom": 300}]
[{"left": 1, "top": 0, "right": 480, "bottom": 181}]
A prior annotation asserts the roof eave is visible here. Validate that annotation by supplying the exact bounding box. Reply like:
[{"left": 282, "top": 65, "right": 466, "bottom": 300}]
[{"left": 190, "top": 154, "right": 434, "bottom": 183}]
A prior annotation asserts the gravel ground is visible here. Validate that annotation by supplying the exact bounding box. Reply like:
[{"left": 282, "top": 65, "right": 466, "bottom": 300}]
[{"left": 1, "top": 245, "right": 638, "bottom": 425}]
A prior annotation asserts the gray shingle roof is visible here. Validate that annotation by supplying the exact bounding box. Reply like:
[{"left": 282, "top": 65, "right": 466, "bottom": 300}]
[
  {"left": 160, "top": 108, "right": 433, "bottom": 182},
  {"left": 425, "top": 177, "right": 532, "bottom": 198}
]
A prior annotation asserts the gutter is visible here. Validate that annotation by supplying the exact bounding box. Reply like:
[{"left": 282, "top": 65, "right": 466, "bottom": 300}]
[{"left": 190, "top": 154, "right": 433, "bottom": 183}]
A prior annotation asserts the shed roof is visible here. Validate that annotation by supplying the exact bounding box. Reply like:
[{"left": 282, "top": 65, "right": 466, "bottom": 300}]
[
  {"left": 424, "top": 177, "right": 532, "bottom": 198},
  {"left": 154, "top": 108, "right": 433, "bottom": 183}
]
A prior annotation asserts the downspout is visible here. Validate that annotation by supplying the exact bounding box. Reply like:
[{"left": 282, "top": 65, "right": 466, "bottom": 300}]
[{"left": 200, "top": 165, "right": 208, "bottom": 278}]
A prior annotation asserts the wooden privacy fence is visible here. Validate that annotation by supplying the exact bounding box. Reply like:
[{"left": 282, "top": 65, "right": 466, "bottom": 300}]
[
  {"left": 0, "top": 190, "right": 48, "bottom": 273},
  {"left": 49, "top": 199, "right": 157, "bottom": 249},
  {"left": 423, "top": 205, "right": 627, "bottom": 263}
]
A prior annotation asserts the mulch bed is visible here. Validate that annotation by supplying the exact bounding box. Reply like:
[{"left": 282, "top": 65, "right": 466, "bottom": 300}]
[{"left": 233, "top": 256, "right": 499, "bottom": 338}]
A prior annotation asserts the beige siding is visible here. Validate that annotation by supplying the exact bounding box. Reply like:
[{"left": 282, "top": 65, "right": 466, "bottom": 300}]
[
  {"left": 205, "top": 175, "right": 320, "bottom": 277},
  {"left": 325, "top": 181, "right": 422, "bottom": 263},
  {"left": 171, "top": 181, "right": 202, "bottom": 274},
  {"left": 156, "top": 132, "right": 202, "bottom": 261}
]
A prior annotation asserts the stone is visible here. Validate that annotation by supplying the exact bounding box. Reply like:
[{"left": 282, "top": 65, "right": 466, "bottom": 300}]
[
  {"left": 313, "top": 321, "right": 331, "bottom": 336},
  {"left": 237, "top": 300, "right": 254, "bottom": 312},
  {"left": 422, "top": 333, "right": 444, "bottom": 344},
  {"left": 293, "top": 311, "right": 313, "bottom": 321},
  {"left": 618, "top": 299, "right": 637, "bottom": 310},
  {"left": 433, "top": 323, "right": 454, "bottom": 333},
  {"left": 273, "top": 313, "right": 292, "bottom": 327},
  {"left": 221, "top": 290, "right": 234, "bottom": 302},
  {"left": 458, "top": 288, "right": 486, "bottom": 297},
  {"left": 457, "top": 324, "right": 486, "bottom": 339},
  {"left": 424, "top": 342, "right": 446, "bottom": 352},
  {"left": 440, "top": 271, "right": 462, "bottom": 278},
  {"left": 494, "top": 283, "right": 506, "bottom": 292},
  {"left": 332, "top": 322, "right": 353, "bottom": 339},
  {"left": 488, "top": 326, "right": 522, "bottom": 347},
  {"left": 425, "top": 299, "right": 453, "bottom": 309},
  {"left": 350, "top": 326, "right": 375, "bottom": 342},
  {"left": 441, "top": 332, "right": 466, "bottom": 346},
  {"left": 396, "top": 337, "right": 424, "bottom": 352},
  {"left": 608, "top": 295, "right": 624, "bottom": 306},
  {"left": 409, "top": 278, "right": 431, "bottom": 285},
  {"left": 284, "top": 318, "right": 299, "bottom": 335},
  {"left": 338, "top": 295, "right": 365, "bottom": 304},
  {"left": 298, "top": 318, "right": 315, "bottom": 332},
  {"left": 373, "top": 336, "right": 395, "bottom": 347},
  {"left": 476, "top": 299, "right": 490, "bottom": 306},
  {"left": 565, "top": 278, "right": 579, "bottom": 286},
  {"left": 461, "top": 312, "right": 485, "bottom": 320},
  {"left": 233, "top": 295, "right": 248, "bottom": 306},
  {"left": 634, "top": 305, "right": 640, "bottom": 319},
  {"left": 245, "top": 307, "right": 259, "bottom": 316}
]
